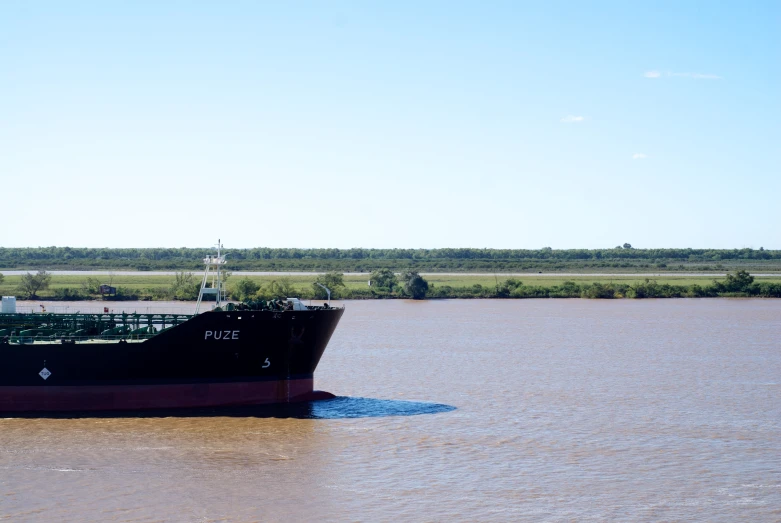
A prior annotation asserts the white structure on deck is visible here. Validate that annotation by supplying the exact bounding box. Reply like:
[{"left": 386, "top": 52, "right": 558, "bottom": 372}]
[
  {"left": 287, "top": 298, "right": 309, "bottom": 311},
  {"left": 195, "top": 240, "right": 228, "bottom": 314}
]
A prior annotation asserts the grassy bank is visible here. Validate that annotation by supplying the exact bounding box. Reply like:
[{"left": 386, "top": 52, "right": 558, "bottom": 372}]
[{"left": 3, "top": 272, "right": 781, "bottom": 301}]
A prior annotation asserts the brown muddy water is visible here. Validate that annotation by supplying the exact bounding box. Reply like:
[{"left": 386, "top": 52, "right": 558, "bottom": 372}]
[{"left": 1, "top": 299, "right": 780, "bottom": 522}]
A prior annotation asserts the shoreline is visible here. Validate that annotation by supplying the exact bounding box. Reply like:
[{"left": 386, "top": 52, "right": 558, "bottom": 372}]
[{"left": 3, "top": 270, "right": 779, "bottom": 301}]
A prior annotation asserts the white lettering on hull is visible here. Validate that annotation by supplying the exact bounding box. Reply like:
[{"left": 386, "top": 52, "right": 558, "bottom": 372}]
[{"left": 204, "top": 330, "right": 240, "bottom": 340}]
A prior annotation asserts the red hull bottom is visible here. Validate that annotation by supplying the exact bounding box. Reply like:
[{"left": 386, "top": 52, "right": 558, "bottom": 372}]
[{"left": 0, "top": 379, "right": 335, "bottom": 412}]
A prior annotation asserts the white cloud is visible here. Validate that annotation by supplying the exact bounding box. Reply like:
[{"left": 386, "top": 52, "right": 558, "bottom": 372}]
[
  {"left": 561, "top": 115, "right": 585, "bottom": 123},
  {"left": 644, "top": 70, "right": 722, "bottom": 80},
  {"left": 632, "top": 153, "right": 648, "bottom": 160}
]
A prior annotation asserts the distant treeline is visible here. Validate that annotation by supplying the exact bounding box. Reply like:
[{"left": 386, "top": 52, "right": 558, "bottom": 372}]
[
  {"left": 421, "top": 273, "right": 781, "bottom": 299},
  {"left": 1, "top": 246, "right": 780, "bottom": 272}
]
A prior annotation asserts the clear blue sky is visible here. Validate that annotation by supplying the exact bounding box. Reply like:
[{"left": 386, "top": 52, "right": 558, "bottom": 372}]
[{"left": 1, "top": 1, "right": 779, "bottom": 249}]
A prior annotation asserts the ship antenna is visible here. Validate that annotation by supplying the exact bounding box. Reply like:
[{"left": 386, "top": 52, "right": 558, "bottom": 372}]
[
  {"left": 195, "top": 240, "right": 227, "bottom": 314},
  {"left": 315, "top": 283, "right": 331, "bottom": 305}
]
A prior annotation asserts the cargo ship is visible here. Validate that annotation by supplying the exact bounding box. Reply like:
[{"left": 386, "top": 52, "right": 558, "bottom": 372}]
[{"left": 0, "top": 242, "right": 344, "bottom": 413}]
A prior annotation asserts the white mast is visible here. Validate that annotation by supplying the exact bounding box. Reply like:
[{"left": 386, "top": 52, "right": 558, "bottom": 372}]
[{"left": 195, "top": 239, "right": 227, "bottom": 314}]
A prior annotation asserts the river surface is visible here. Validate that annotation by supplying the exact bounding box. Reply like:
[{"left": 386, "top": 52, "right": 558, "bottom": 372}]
[{"left": 1, "top": 299, "right": 780, "bottom": 521}]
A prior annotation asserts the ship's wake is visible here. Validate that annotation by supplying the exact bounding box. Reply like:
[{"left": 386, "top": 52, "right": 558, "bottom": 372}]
[
  {"left": 1, "top": 397, "right": 456, "bottom": 419},
  {"left": 305, "top": 396, "right": 456, "bottom": 419}
]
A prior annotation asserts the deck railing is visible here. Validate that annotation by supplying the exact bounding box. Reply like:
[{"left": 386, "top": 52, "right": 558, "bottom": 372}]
[
  {"left": 3, "top": 335, "right": 157, "bottom": 345},
  {"left": 13, "top": 305, "right": 201, "bottom": 315}
]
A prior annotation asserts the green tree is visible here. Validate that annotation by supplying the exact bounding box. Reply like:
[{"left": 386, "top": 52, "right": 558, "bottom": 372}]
[
  {"left": 370, "top": 268, "right": 398, "bottom": 291},
  {"left": 717, "top": 269, "right": 754, "bottom": 293},
  {"left": 581, "top": 282, "right": 616, "bottom": 299},
  {"left": 0, "top": 272, "right": 4, "bottom": 285},
  {"left": 17, "top": 270, "right": 52, "bottom": 299},
  {"left": 623, "top": 243, "right": 632, "bottom": 249},
  {"left": 232, "top": 278, "right": 260, "bottom": 302},
  {"left": 553, "top": 281, "right": 581, "bottom": 298},
  {"left": 313, "top": 271, "right": 345, "bottom": 299},
  {"left": 81, "top": 277, "right": 101, "bottom": 294},
  {"left": 402, "top": 271, "right": 429, "bottom": 299},
  {"left": 497, "top": 278, "right": 523, "bottom": 296},
  {"left": 171, "top": 271, "right": 199, "bottom": 300},
  {"left": 277, "top": 277, "right": 297, "bottom": 297},
  {"left": 257, "top": 278, "right": 299, "bottom": 300}
]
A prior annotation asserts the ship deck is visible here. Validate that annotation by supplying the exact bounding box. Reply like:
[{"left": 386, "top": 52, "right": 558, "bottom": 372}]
[{"left": 0, "top": 309, "right": 193, "bottom": 345}]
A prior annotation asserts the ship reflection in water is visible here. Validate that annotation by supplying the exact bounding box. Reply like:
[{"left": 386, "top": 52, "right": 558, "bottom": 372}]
[{"left": 6, "top": 397, "right": 456, "bottom": 419}]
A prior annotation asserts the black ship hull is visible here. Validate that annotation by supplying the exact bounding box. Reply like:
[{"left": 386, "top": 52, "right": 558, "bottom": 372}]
[{"left": 0, "top": 307, "right": 344, "bottom": 412}]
